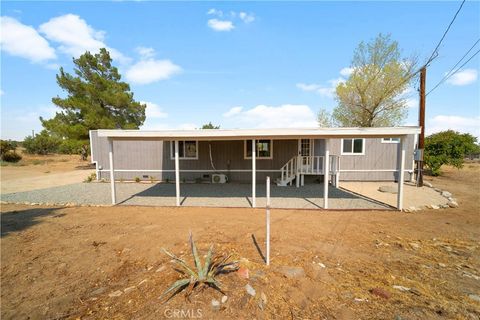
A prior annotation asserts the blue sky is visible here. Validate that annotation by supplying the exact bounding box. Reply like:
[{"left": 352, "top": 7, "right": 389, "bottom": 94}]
[{"left": 1, "top": 1, "right": 479, "bottom": 140}]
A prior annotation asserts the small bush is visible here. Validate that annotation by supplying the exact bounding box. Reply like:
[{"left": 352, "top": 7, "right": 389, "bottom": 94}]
[
  {"left": 135, "top": 177, "right": 140, "bottom": 183},
  {"left": 1, "top": 140, "right": 17, "bottom": 156},
  {"left": 1, "top": 151, "right": 22, "bottom": 163},
  {"left": 84, "top": 172, "right": 97, "bottom": 183}
]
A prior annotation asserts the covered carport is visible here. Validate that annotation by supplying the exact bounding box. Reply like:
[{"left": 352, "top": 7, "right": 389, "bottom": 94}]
[{"left": 97, "top": 127, "right": 421, "bottom": 210}]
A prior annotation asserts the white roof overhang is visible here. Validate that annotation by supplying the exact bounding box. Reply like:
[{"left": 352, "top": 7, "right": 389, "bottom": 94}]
[{"left": 96, "top": 127, "right": 421, "bottom": 141}]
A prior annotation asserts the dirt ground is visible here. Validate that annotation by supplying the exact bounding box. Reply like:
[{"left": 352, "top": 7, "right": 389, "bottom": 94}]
[
  {"left": 1, "top": 152, "right": 94, "bottom": 193},
  {"left": 1, "top": 164, "right": 479, "bottom": 319}
]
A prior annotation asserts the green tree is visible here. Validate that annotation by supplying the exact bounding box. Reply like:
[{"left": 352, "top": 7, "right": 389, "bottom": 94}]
[
  {"left": 0, "top": 140, "right": 22, "bottom": 162},
  {"left": 41, "top": 48, "right": 146, "bottom": 147},
  {"left": 317, "top": 108, "right": 334, "bottom": 127},
  {"left": 424, "top": 130, "right": 478, "bottom": 176},
  {"left": 333, "top": 34, "right": 416, "bottom": 127},
  {"left": 201, "top": 122, "right": 220, "bottom": 129}
]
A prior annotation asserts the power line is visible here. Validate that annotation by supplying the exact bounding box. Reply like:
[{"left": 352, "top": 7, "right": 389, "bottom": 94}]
[
  {"left": 427, "top": 38, "right": 480, "bottom": 93},
  {"left": 427, "top": 48, "right": 480, "bottom": 96},
  {"left": 426, "top": 0, "right": 466, "bottom": 66}
]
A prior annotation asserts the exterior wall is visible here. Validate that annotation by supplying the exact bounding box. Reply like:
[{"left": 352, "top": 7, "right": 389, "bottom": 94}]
[{"left": 90, "top": 131, "right": 415, "bottom": 182}]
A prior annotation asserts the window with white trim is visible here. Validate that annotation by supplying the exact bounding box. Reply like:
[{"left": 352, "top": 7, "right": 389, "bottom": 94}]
[
  {"left": 381, "top": 138, "right": 400, "bottom": 143},
  {"left": 244, "top": 140, "right": 273, "bottom": 159},
  {"left": 341, "top": 138, "right": 365, "bottom": 155},
  {"left": 170, "top": 141, "right": 198, "bottom": 159}
]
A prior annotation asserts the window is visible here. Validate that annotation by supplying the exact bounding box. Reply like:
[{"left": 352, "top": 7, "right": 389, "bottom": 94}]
[
  {"left": 381, "top": 138, "right": 400, "bottom": 143},
  {"left": 170, "top": 141, "right": 198, "bottom": 159},
  {"left": 341, "top": 138, "right": 365, "bottom": 155},
  {"left": 244, "top": 140, "right": 273, "bottom": 159}
]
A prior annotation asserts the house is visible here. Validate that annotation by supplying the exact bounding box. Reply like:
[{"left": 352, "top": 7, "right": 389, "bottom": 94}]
[{"left": 89, "top": 127, "right": 420, "bottom": 210}]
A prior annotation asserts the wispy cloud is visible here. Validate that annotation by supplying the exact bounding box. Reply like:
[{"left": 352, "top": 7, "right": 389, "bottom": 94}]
[
  {"left": 428, "top": 115, "right": 480, "bottom": 138},
  {"left": 446, "top": 68, "right": 478, "bottom": 86},
  {"left": 223, "top": 104, "right": 317, "bottom": 128},
  {"left": 0, "top": 16, "right": 56, "bottom": 63},
  {"left": 207, "top": 19, "right": 235, "bottom": 32},
  {"left": 296, "top": 67, "right": 350, "bottom": 98},
  {"left": 141, "top": 101, "right": 168, "bottom": 119}
]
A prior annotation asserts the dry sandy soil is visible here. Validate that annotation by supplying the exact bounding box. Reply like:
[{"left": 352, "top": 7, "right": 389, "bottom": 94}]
[
  {"left": 1, "top": 164, "right": 479, "bottom": 319},
  {"left": 1, "top": 153, "right": 94, "bottom": 194}
]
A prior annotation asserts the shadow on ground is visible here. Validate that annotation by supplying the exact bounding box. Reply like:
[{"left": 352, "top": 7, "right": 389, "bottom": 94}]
[{"left": 1, "top": 207, "right": 61, "bottom": 237}]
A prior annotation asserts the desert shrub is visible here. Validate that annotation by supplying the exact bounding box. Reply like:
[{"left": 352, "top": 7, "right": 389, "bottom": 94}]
[
  {"left": 135, "top": 177, "right": 140, "bottom": 183},
  {"left": 424, "top": 130, "right": 478, "bottom": 176},
  {"left": 23, "top": 131, "right": 61, "bottom": 155},
  {"left": 84, "top": 172, "right": 97, "bottom": 183},
  {"left": 1, "top": 151, "right": 22, "bottom": 163},
  {"left": 160, "top": 233, "right": 239, "bottom": 301},
  {"left": 58, "top": 139, "right": 86, "bottom": 155}
]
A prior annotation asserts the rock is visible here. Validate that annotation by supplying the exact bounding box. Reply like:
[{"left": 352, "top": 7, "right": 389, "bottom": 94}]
[
  {"left": 431, "top": 205, "right": 440, "bottom": 210},
  {"left": 441, "top": 191, "right": 452, "bottom": 198},
  {"left": 221, "top": 295, "right": 228, "bottom": 304},
  {"left": 156, "top": 266, "right": 166, "bottom": 273},
  {"left": 277, "top": 266, "right": 305, "bottom": 278},
  {"left": 211, "top": 299, "right": 221, "bottom": 311},
  {"left": 423, "top": 181, "right": 433, "bottom": 188},
  {"left": 124, "top": 286, "right": 136, "bottom": 294},
  {"left": 438, "top": 263, "right": 446, "bottom": 268},
  {"left": 318, "top": 262, "right": 326, "bottom": 268},
  {"left": 447, "top": 201, "right": 459, "bottom": 208},
  {"left": 354, "top": 298, "right": 368, "bottom": 302},
  {"left": 378, "top": 185, "right": 398, "bottom": 194},
  {"left": 237, "top": 267, "right": 249, "bottom": 279},
  {"left": 393, "top": 285, "right": 411, "bottom": 292},
  {"left": 259, "top": 292, "right": 267, "bottom": 310},
  {"left": 409, "top": 242, "right": 421, "bottom": 250},
  {"left": 370, "top": 288, "right": 391, "bottom": 299},
  {"left": 108, "top": 290, "right": 123, "bottom": 297},
  {"left": 469, "top": 294, "right": 480, "bottom": 302},
  {"left": 245, "top": 284, "right": 256, "bottom": 297},
  {"left": 90, "top": 287, "right": 106, "bottom": 296}
]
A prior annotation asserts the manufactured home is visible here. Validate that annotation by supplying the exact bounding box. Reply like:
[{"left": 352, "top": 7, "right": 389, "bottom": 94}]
[{"left": 90, "top": 127, "right": 420, "bottom": 210}]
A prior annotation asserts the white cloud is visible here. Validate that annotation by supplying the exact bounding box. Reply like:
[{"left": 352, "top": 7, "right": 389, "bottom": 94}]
[
  {"left": 0, "top": 16, "right": 56, "bottom": 63},
  {"left": 207, "top": 8, "right": 223, "bottom": 16},
  {"left": 446, "top": 69, "right": 478, "bottom": 86},
  {"left": 340, "top": 67, "right": 354, "bottom": 77},
  {"left": 207, "top": 19, "right": 234, "bottom": 32},
  {"left": 222, "top": 104, "right": 317, "bottom": 128},
  {"left": 39, "top": 14, "right": 128, "bottom": 63},
  {"left": 136, "top": 46, "right": 155, "bottom": 59},
  {"left": 405, "top": 98, "right": 418, "bottom": 109},
  {"left": 126, "top": 58, "right": 182, "bottom": 85},
  {"left": 428, "top": 115, "right": 480, "bottom": 138},
  {"left": 141, "top": 101, "right": 168, "bottom": 119},
  {"left": 296, "top": 81, "right": 340, "bottom": 98},
  {"left": 223, "top": 106, "right": 243, "bottom": 117},
  {"left": 239, "top": 12, "right": 255, "bottom": 23}
]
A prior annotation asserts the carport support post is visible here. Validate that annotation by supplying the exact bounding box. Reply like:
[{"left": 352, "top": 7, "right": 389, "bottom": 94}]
[
  {"left": 397, "top": 136, "right": 406, "bottom": 210},
  {"left": 252, "top": 139, "right": 256, "bottom": 208},
  {"left": 175, "top": 140, "right": 180, "bottom": 206},
  {"left": 108, "top": 138, "right": 116, "bottom": 205},
  {"left": 323, "top": 139, "right": 330, "bottom": 209}
]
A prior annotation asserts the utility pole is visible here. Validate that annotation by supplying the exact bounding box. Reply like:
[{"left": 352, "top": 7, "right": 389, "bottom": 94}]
[{"left": 416, "top": 66, "right": 426, "bottom": 187}]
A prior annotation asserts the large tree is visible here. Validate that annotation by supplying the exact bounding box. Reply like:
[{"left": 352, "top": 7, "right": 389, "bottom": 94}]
[
  {"left": 41, "top": 48, "right": 146, "bottom": 143},
  {"left": 332, "top": 34, "right": 416, "bottom": 127}
]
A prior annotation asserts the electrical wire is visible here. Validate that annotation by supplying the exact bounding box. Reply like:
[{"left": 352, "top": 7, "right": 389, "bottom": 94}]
[
  {"left": 426, "top": 0, "right": 466, "bottom": 66},
  {"left": 427, "top": 48, "right": 480, "bottom": 96}
]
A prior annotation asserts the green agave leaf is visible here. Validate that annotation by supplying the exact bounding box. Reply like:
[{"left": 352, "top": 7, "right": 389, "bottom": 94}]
[
  {"left": 162, "top": 248, "right": 198, "bottom": 279},
  {"left": 159, "top": 278, "right": 191, "bottom": 301},
  {"left": 203, "top": 245, "right": 214, "bottom": 277},
  {"left": 189, "top": 232, "right": 204, "bottom": 280}
]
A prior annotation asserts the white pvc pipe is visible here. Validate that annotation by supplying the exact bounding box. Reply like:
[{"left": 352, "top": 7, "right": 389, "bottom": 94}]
[
  {"left": 175, "top": 140, "right": 180, "bottom": 206},
  {"left": 108, "top": 139, "right": 116, "bottom": 205},
  {"left": 324, "top": 140, "right": 330, "bottom": 209},
  {"left": 397, "top": 137, "right": 406, "bottom": 210},
  {"left": 252, "top": 139, "right": 256, "bottom": 208},
  {"left": 266, "top": 176, "right": 270, "bottom": 266}
]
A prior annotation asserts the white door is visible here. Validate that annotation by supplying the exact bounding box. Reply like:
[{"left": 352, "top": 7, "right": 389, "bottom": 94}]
[{"left": 299, "top": 139, "right": 313, "bottom": 171}]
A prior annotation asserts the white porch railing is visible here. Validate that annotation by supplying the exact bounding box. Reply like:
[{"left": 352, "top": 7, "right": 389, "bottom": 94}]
[{"left": 278, "top": 155, "right": 340, "bottom": 186}]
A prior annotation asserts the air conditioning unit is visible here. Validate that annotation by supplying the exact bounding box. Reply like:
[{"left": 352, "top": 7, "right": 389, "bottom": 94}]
[{"left": 212, "top": 174, "right": 228, "bottom": 184}]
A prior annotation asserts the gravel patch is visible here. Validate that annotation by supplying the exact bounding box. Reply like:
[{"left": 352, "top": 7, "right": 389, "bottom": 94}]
[{"left": 1, "top": 182, "right": 388, "bottom": 209}]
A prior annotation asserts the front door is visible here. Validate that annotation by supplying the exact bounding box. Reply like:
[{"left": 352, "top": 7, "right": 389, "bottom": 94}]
[{"left": 299, "top": 139, "right": 313, "bottom": 169}]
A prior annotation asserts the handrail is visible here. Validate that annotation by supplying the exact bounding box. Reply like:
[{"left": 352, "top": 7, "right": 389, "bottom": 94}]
[{"left": 279, "top": 154, "right": 340, "bottom": 184}]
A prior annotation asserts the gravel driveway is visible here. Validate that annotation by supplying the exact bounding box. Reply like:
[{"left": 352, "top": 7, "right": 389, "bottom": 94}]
[{"left": 1, "top": 182, "right": 389, "bottom": 209}]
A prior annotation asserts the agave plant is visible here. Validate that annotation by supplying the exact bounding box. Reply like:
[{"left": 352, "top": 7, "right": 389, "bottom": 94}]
[{"left": 160, "top": 233, "right": 239, "bottom": 301}]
